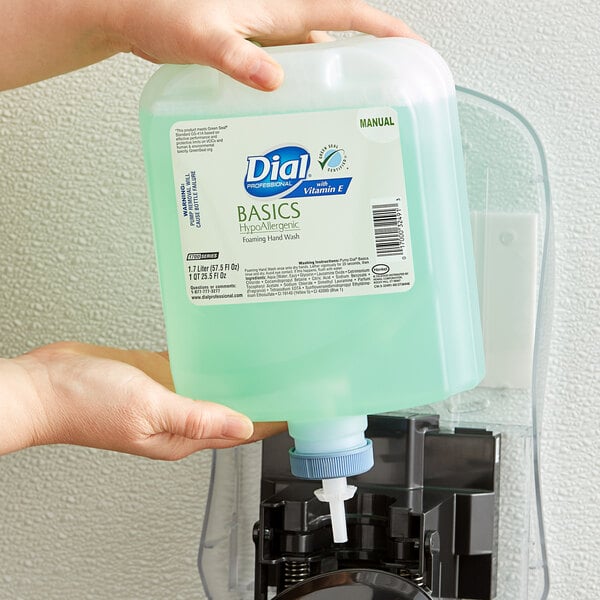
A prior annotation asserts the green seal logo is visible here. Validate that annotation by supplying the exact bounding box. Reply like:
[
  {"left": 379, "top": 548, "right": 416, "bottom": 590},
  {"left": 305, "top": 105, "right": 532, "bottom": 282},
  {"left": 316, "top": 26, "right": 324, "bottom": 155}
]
[{"left": 318, "top": 144, "right": 347, "bottom": 173}]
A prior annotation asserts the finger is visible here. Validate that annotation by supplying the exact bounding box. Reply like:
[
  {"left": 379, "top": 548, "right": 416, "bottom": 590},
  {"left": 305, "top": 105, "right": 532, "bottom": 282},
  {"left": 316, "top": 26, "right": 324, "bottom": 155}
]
[
  {"left": 135, "top": 434, "right": 254, "bottom": 461},
  {"left": 156, "top": 393, "right": 254, "bottom": 442},
  {"left": 204, "top": 31, "right": 284, "bottom": 91},
  {"left": 264, "top": 0, "right": 425, "bottom": 45},
  {"left": 291, "top": 0, "right": 423, "bottom": 42},
  {"left": 306, "top": 31, "right": 337, "bottom": 43},
  {"left": 248, "top": 421, "right": 288, "bottom": 442},
  {"left": 141, "top": 423, "right": 287, "bottom": 460}
]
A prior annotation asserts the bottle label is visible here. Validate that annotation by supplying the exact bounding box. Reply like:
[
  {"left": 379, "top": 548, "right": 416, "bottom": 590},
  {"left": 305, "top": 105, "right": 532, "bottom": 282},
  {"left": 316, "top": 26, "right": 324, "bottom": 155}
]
[{"left": 170, "top": 107, "right": 414, "bottom": 305}]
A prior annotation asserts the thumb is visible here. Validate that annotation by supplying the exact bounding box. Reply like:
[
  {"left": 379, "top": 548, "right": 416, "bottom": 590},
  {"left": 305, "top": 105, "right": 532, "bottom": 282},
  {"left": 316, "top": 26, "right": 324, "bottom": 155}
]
[
  {"left": 206, "top": 33, "right": 284, "bottom": 91},
  {"left": 157, "top": 393, "right": 254, "bottom": 442}
]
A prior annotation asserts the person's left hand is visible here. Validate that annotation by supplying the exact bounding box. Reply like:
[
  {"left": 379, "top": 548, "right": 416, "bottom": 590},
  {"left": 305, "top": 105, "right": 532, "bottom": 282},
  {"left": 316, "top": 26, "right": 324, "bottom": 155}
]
[
  {"left": 0, "top": 0, "right": 423, "bottom": 91},
  {"left": 6, "top": 342, "right": 285, "bottom": 459},
  {"left": 110, "top": 0, "right": 424, "bottom": 91}
]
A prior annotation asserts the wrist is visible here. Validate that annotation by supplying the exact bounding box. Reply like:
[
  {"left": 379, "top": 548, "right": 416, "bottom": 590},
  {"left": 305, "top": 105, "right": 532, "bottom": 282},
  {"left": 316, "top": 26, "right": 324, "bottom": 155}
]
[
  {"left": 0, "top": 354, "right": 52, "bottom": 454},
  {"left": 73, "top": 0, "right": 130, "bottom": 57},
  {"left": 98, "top": 0, "right": 141, "bottom": 56}
]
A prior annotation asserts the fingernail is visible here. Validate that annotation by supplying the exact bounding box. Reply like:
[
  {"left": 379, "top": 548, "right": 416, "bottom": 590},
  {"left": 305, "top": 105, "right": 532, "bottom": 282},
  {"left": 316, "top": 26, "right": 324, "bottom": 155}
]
[
  {"left": 249, "top": 59, "right": 283, "bottom": 90},
  {"left": 223, "top": 415, "right": 254, "bottom": 440}
]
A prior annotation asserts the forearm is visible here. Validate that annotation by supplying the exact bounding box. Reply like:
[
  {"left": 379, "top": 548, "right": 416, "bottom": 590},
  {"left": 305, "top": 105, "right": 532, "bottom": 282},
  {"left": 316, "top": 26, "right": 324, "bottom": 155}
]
[{"left": 0, "top": 0, "right": 123, "bottom": 91}]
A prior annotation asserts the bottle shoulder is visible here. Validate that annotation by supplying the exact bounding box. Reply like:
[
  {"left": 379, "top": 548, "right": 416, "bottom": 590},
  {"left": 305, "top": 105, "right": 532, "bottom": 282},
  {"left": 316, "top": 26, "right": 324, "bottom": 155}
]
[{"left": 140, "top": 36, "right": 455, "bottom": 117}]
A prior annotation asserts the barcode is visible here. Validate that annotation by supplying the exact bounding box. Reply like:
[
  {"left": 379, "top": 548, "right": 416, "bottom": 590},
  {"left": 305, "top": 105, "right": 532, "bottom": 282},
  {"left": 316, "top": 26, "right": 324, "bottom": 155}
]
[{"left": 372, "top": 201, "right": 405, "bottom": 257}]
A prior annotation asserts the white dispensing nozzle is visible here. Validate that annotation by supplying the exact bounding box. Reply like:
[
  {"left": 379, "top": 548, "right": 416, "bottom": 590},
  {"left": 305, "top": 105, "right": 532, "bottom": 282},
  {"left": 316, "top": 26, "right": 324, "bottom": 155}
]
[{"left": 314, "top": 477, "right": 357, "bottom": 543}]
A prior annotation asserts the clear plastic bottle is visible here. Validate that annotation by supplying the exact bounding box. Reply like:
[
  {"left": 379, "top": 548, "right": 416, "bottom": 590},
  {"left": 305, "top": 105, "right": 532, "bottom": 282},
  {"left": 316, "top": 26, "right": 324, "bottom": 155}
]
[{"left": 140, "top": 36, "right": 484, "bottom": 539}]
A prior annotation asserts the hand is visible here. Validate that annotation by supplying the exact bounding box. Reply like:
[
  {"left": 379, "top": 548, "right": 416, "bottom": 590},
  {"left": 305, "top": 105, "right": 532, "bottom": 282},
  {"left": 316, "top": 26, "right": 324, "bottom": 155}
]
[
  {"left": 111, "top": 0, "right": 424, "bottom": 90},
  {"left": 1, "top": 342, "right": 285, "bottom": 460},
  {"left": 0, "top": 0, "right": 422, "bottom": 91}
]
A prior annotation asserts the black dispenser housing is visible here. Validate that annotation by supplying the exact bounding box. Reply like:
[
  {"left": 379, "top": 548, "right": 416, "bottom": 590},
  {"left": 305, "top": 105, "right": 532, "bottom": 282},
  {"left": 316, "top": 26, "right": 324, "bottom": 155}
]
[{"left": 253, "top": 414, "right": 499, "bottom": 599}]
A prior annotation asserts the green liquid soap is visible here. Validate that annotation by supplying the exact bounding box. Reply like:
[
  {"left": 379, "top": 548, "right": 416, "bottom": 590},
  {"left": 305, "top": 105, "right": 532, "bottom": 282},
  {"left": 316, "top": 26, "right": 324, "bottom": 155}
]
[{"left": 140, "top": 38, "right": 484, "bottom": 537}]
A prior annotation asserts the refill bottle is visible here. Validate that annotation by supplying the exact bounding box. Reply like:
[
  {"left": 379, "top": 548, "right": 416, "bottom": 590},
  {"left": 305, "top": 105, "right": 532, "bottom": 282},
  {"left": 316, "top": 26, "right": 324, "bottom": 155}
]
[{"left": 140, "top": 36, "right": 484, "bottom": 540}]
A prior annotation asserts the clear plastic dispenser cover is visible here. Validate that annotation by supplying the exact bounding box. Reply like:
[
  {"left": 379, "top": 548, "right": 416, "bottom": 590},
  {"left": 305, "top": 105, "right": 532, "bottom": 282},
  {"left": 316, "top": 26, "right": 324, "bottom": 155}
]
[{"left": 196, "top": 84, "right": 553, "bottom": 600}]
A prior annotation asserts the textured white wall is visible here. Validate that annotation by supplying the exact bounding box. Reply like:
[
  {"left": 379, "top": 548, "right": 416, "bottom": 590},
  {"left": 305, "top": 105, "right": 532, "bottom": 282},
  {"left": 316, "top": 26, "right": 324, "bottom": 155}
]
[{"left": 0, "top": 1, "right": 598, "bottom": 599}]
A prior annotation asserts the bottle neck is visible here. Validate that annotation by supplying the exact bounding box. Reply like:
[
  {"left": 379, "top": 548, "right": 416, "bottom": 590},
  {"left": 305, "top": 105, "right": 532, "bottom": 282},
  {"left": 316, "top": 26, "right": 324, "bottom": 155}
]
[
  {"left": 288, "top": 415, "right": 368, "bottom": 455},
  {"left": 287, "top": 415, "right": 373, "bottom": 480}
]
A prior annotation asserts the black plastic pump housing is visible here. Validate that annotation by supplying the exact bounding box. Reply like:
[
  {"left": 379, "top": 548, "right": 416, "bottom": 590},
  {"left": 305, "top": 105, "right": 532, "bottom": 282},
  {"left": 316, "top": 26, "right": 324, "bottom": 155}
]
[{"left": 253, "top": 414, "right": 499, "bottom": 600}]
